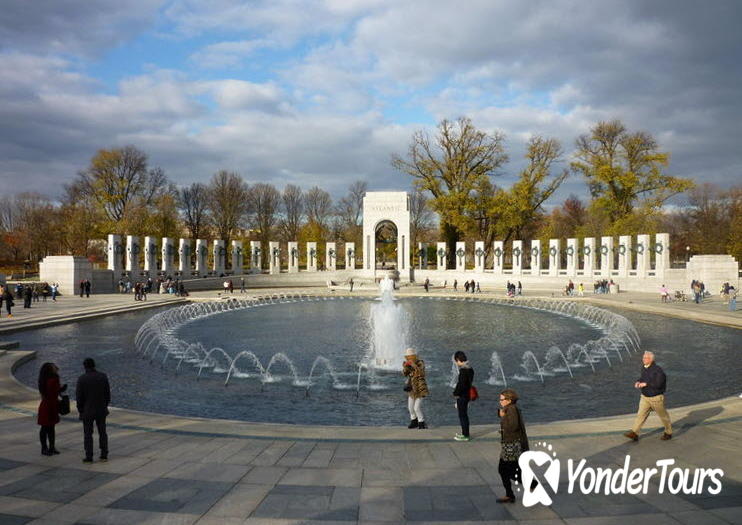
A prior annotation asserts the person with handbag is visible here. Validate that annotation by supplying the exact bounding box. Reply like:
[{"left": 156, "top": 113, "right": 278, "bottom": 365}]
[
  {"left": 37, "top": 362, "right": 67, "bottom": 456},
  {"left": 453, "top": 351, "right": 474, "bottom": 441},
  {"left": 497, "top": 388, "right": 530, "bottom": 503},
  {"left": 402, "top": 348, "right": 429, "bottom": 429}
]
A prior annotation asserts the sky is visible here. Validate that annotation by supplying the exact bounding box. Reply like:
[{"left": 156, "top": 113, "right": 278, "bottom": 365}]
[{"left": 1, "top": 0, "right": 740, "bottom": 203}]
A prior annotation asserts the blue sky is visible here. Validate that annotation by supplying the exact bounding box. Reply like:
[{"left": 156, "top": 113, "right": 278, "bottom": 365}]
[{"left": 1, "top": 0, "right": 740, "bottom": 202}]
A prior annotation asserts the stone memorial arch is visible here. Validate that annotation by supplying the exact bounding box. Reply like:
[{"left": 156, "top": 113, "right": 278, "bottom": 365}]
[{"left": 362, "top": 192, "right": 411, "bottom": 277}]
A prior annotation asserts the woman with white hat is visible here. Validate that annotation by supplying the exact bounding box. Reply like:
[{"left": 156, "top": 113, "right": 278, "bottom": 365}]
[{"left": 402, "top": 348, "right": 429, "bottom": 429}]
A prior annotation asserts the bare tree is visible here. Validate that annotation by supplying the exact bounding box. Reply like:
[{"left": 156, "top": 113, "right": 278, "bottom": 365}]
[
  {"left": 279, "top": 184, "right": 304, "bottom": 241},
  {"left": 248, "top": 183, "right": 281, "bottom": 245},
  {"left": 305, "top": 186, "right": 333, "bottom": 230},
  {"left": 409, "top": 190, "right": 434, "bottom": 249},
  {"left": 178, "top": 183, "right": 210, "bottom": 240},
  {"left": 336, "top": 181, "right": 367, "bottom": 230},
  {"left": 207, "top": 170, "right": 250, "bottom": 245}
]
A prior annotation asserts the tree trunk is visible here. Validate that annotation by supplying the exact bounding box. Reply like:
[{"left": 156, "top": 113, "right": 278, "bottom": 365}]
[{"left": 441, "top": 222, "right": 460, "bottom": 269}]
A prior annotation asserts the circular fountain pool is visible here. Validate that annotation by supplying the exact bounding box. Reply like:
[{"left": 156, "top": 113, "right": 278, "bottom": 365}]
[{"left": 12, "top": 294, "right": 741, "bottom": 426}]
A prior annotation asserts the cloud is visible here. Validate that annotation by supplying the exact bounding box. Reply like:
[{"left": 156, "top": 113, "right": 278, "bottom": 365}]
[
  {"left": 190, "top": 39, "right": 271, "bottom": 69},
  {"left": 0, "top": 0, "right": 164, "bottom": 57},
  {"left": 0, "top": 0, "right": 740, "bottom": 207}
]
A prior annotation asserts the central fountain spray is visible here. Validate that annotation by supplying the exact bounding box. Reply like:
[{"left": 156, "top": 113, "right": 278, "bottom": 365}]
[{"left": 369, "top": 276, "right": 409, "bottom": 369}]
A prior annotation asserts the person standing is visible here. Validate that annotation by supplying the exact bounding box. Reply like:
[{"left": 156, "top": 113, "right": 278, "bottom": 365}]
[
  {"left": 424, "top": 278, "right": 430, "bottom": 292},
  {"left": 76, "top": 358, "right": 111, "bottom": 463},
  {"left": 453, "top": 351, "right": 474, "bottom": 441},
  {"left": 2, "top": 285, "right": 14, "bottom": 317},
  {"left": 84, "top": 279, "right": 91, "bottom": 298},
  {"left": 453, "top": 279, "right": 458, "bottom": 292},
  {"left": 402, "top": 349, "right": 429, "bottom": 429},
  {"left": 497, "top": 389, "right": 530, "bottom": 503},
  {"left": 37, "top": 362, "right": 66, "bottom": 456},
  {"left": 729, "top": 286, "right": 737, "bottom": 311},
  {"left": 240, "top": 276, "right": 246, "bottom": 293},
  {"left": 79, "top": 280, "right": 85, "bottom": 298},
  {"left": 349, "top": 277, "right": 354, "bottom": 292},
  {"left": 51, "top": 282, "right": 58, "bottom": 301},
  {"left": 625, "top": 351, "right": 672, "bottom": 441},
  {"left": 23, "top": 285, "right": 32, "bottom": 308}
]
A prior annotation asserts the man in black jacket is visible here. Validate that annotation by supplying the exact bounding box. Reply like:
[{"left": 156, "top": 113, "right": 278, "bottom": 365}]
[
  {"left": 76, "top": 358, "right": 111, "bottom": 462},
  {"left": 625, "top": 351, "right": 672, "bottom": 441}
]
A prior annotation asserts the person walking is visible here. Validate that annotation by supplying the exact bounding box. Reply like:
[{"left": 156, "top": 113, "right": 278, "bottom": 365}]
[
  {"left": 240, "top": 276, "right": 246, "bottom": 293},
  {"left": 76, "top": 358, "right": 111, "bottom": 463},
  {"left": 402, "top": 348, "right": 429, "bottom": 429},
  {"left": 51, "top": 282, "right": 58, "bottom": 301},
  {"left": 424, "top": 278, "right": 430, "bottom": 292},
  {"left": 37, "top": 362, "right": 66, "bottom": 456},
  {"left": 84, "top": 279, "right": 91, "bottom": 298},
  {"left": 349, "top": 277, "right": 354, "bottom": 292},
  {"left": 624, "top": 351, "right": 672, "bottom": 441},
  {"left": 452, "top": 351, "right": 474, "bottom": 441},
  {"left": 496, "top": 389, "right": 532, "bottom": 503},
  {"left": 729, "top": 286, "right": 737, "bottom": 311},
  {"left": 79, "top": 280, "right": 85, "bottom": 298}
]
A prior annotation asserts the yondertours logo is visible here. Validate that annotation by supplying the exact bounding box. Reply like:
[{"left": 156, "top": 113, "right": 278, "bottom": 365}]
[{"left": 518, "top": 442, "right": 724, "bottom": 507}]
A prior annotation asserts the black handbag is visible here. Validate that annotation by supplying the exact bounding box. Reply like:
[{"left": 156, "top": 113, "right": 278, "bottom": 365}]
[{"left": 58, "top": 395, "right": 70, "bottom": 415}]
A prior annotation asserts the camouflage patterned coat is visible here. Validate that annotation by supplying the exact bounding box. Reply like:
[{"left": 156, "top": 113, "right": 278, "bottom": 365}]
[{"left": 403, "top": 359, "right": 429, "bottom": 399}]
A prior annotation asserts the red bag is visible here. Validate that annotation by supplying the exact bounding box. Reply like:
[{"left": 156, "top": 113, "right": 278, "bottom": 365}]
[{"left": 469, "top": 385, "right": 479, "bottom": 401}]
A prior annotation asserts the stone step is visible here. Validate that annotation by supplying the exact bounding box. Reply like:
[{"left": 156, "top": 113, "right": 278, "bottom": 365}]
[{"left": 0, "top": 341, "right": 19, "bottom": 350}]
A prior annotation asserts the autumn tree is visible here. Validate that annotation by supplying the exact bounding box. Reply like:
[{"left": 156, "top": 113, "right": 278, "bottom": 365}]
[
  {"left": 392, "top": 117, "right": 508, "bottom": 264},
  {"left": 207, "top": 170, "right": 250, "bottom": 246},
  {"left": 74, "top": 145, "right": 169, "bottom": 232},
  {"left": 571, "top": 120, "right": 694, "bottom": 230},
  {"left": 464, "top": 136, "right": 568, "bottom": 263}
]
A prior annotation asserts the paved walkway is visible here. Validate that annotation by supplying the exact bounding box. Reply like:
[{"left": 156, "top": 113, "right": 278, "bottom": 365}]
[{"left": 0, "top": 288, "right": 739, "bottom": 524}]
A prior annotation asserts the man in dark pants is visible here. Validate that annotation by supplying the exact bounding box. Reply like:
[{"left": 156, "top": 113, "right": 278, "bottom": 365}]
[
  {"left": 76, "top": 358, "right": 111, "bottom": 462},
  {"left": 84, "top": 279, "right": 91, "bottom": 297}
]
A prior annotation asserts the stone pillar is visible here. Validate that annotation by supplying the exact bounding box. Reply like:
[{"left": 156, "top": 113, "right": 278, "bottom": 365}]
[
  {"left": 474, "top": 241, "right": 485, "bottom": 273},
  {"left": 345, "top": 242, "right": 355, "bottom": 270},
  {"left": 269, "top": 242, "right": 280, "bottom": 274},
  {"left": 179, "top": 239, "right": 191, "bottom": 278},
  {"left": 530, "top": 240, "right": 541, "bottom": 276},
  {"left": 107, "top": 234, "right": 123, "bottom": 275},
  {"left": 566, "top": 238, "right": 578, "bottom": 276},
  {"left": 231, "top": 240, "right": 243, "bottom": 275},
  {"left": 288, "top": 242, "right": 299, "bottom": 273},
  {"left": 213, "top": 240, "right": 226, "bottom": 275},
  {"left": 417, "top": 243, "right": 428, "bottom": 269},
  {"left": 144, "top": 236, "right": 158, "bottom": 275},
  {"left": 512, "top": 240, "right": 523, "bottom": 276},
  {"left": 326, "top": 242, "right": 337, "bottom": 271},
  {"left": 455, "top": 242, "right": 466, "bottom": 272},
  {"left": 600, "top": 236, "right": 614, "bottom": 275},
  {"left": 654, "top": 233, "right": 670, "bottom": 278},
  {"left": 617, "top": 235, "right": 632, "bottom": 278},
  {"left": 636, "top": 234, "right": 650, "bottom": 277},
  {"left": 126, "top": 235, "right": 140, "bottom": 275},
  {"left": 548, "top": 239, "right": 560, "bottom": 277},
  {"left": 162, "top": 237, "right": 175, "bottom": 276},
  {"left": 307, "top": 242, "right": 318, "bottom": 272},
  {"left": 250, "top": 241, "right": 262, "bottom": 273},
  {"left": 196, "top": 239, "right": 208, "bottom": 275},
  {"left": 436, "top": 242, "right": 447, "bottom": 271},
  {"left": 493, "top": 241, "right": 504, "bottom": 274},
  {"left": 583, "top": 237, "right": 596, "bottom": 275}
]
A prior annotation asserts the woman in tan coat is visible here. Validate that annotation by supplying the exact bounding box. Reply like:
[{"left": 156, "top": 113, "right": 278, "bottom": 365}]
[{"left": 402, "top": 348, "right": 429, "bottom": 429}]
